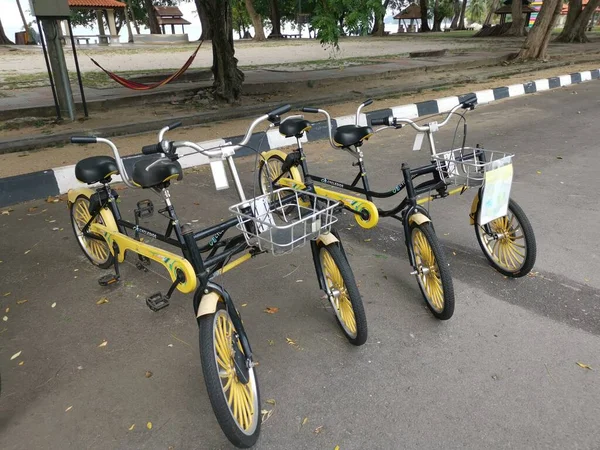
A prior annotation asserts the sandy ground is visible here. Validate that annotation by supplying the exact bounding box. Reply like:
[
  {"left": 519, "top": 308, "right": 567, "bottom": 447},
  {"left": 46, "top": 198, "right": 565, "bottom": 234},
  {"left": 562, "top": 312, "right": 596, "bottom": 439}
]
[
  {"left": 1, "top": 60, "right": 598, "bottom": 178},
  {"left": 0, "top": 36, "right": 483, "bottom": 75}
]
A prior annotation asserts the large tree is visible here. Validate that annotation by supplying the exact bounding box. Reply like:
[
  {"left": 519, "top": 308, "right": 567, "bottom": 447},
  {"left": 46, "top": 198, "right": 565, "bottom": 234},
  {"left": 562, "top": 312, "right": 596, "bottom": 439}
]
[
  {"left": 507, "top": 0, "right": 525, "bottom": 36},
  {"left": 483, "top": 0, "right": 501, "bottom": 25},
  {"left": 433, "top": 0, "right": 454, "bottom": 30},
  {"left": 450, "top": 0, "right": 461, "bottom": 28},
  {"left": 420, "top": 0, "right": 431, "bottom": 30},
  {"left": 244, "top": 0, "right": 266, "bottom": 40},
  {"left": 200, "top": 0, "right": 244, "bottom": 102},
  {"left": 555, "top": 0, "right": 600, "bottom": 42},
  {"left": 268, "top": 0, "right": 283, "bottom": 37},
  {"left": 144, "top": 0, "right": 161, "bottom": 33},
  {"left": 515, "top": 0, "right": 561, "bottom": 59},
  {"left": 0, "top": 16, "right": 14, "bottom": 44},
  {"left": 195, "top": 0, "right": 212, "bottom": 39},
  {"left": 457, "top": 0, "right": 468, "bottom": 29}
]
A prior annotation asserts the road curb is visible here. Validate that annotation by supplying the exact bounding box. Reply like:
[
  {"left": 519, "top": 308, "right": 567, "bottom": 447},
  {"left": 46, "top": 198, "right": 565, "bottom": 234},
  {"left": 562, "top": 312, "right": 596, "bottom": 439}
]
[{"left": 1, "top": 68, "right": 598, "bottom": 208}]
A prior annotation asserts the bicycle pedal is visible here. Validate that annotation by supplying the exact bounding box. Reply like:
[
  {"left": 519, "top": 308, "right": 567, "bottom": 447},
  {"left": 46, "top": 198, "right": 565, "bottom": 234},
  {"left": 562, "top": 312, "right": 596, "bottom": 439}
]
[
  {"left": 146, "top": 292, "right": 169, "bottom": 312},
  {"left": 98, "top": 274, "right": 120, "bottom": 286},
  {"left": 135, "top": 199, "right": 154, "bottom": 218}
]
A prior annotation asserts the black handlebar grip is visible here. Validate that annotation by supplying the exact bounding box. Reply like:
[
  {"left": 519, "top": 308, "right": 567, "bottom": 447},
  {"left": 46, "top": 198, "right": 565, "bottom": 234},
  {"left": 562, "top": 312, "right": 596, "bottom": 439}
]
[
  {"left": 301, "top": 107, "right": 319, "bottom": 113},
  {"left": 71, "top": 136, "right": 97, "bottom": 144},
  {"left": 142, "top": 143, "right": 162, "bottom": 155},
  {"left": 371, "top": 117, "right": 391, "bottom": 126},
  {"left": 461, "top": 95, "right": 478, "bottom": 109},
  {"left": 167, "top": 121, "right": 182, "bottom": 131},
  {"left": 362, "top": 98, "right": 374, "bottom": 107},
  {"left": 267, "top": 104, "right": 292, "bottom": 118}
]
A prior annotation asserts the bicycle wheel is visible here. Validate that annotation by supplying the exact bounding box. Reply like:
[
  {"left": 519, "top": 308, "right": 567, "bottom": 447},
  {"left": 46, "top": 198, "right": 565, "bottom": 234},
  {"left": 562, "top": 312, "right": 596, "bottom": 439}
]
[
  {"left": 69, "top": 194, "right": 114, "bottom": 269},
  {"left": 475, "top": 198, "right": 536, "bottom": 277},
  {"left": 318, "top": 242, "right": 368, "bottom": 346},
  {"left": 198, "top": 301, "right": 260, "bottom": 448},
  {"left": 409, "top": 221, "right": 455, "bottom": 320},
  {"left": 258, "top": 154, "right": 286, "bottom": 197}
]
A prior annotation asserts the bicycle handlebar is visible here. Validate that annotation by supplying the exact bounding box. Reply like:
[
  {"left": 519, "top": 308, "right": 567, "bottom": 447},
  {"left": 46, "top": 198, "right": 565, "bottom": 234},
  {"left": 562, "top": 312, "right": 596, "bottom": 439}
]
[{"left": 71, "top": 136, "right": 98, "bottom": 144}]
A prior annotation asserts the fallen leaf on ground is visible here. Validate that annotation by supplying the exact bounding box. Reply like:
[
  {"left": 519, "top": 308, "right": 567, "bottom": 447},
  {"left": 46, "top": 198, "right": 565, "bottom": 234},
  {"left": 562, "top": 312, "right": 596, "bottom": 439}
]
[
  {"left": 265, "top": 399, "right": 276, "bottom": 405},
  {"left": 261, "top": 409, "right": 274, "bottom": 423},
  {"left": 334, "top": 446, "right": 340, "bottom": 450},
  {"left": 51, "top": 302, "right": 57, "bottom": 308},
  {"left": 28, "top": 207, "right": 38, "bottom": 212},
  {"left": 1, "top": 209, "right": 13, "bottom": 215},
  {"left": 296, "top": 279, "right": 303, "bottom": 283},
  {"left": 241, "top": 303, "right": 248, "bottom": 307},
  {"left": 11, "top": 351, "right": 21, "bottom": 360},
  {"left": 96, "top": 297, "right": 109, "bottom": 305},
  {"left": 452, "top": 252, "right": 457, "bottom": 256},
  {"left": 576, "top": 362, "right": 592, "bottom": 370},
  {"left": 65, "top": 406, "right": 73, "bottom": 412},
  {"left": 24, "top": 250, "right": 31, "bottom": 255},
  {"left": 146, "top": 422, "right": 152, "bottom": 430},
  {"left": 5, "top": 307, "right": 9, "bottom": 313},
  {"left": 264, "top": 307, "right": 279, "bottom": 314},
  {"left": 46, "top": 196, "right": 60, "bottom": 203},
  {"left": 286, "top": 337, "right": 296, "bottom": 345},
  {"left": 145, "top": 371, "right": 153, "bottom": 378},
  {"left": 3, "top": 292, "right": 10, "bottom": 297},
  {"left": 536, "top": 171, "right": 542, "bottom": 174},
  {"left": 267, "top": 339, "right": 275, "bottom": 346},
  {"left": 2, "top": 316, "right": 7, "bottom": 322},
  {"left": 556, "top": 156, "right": 563, "bottom": 160},
  {"left": 18, "top": 361, "right": 24, "bottom": 366},
  {"left": 98, "top": 340, "right": 108, "bottom": 348},
  {"left": 314, "top": 425, "right": 323, "bottom": 434},
  {"left": 301, "top": 417, "right": 308, "bottom": 426},
  {"left": 128, "top": 424, "right": 135, "bottom": 431}
]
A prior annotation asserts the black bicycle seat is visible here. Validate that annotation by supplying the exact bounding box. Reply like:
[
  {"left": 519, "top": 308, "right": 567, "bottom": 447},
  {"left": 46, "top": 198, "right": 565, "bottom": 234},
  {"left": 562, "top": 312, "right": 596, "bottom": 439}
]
[
  {"left": 132, "top": 156, "right": 183, "bottom": 188},
  {"left": 333, "top": 125, "right": 373, "bottom": 148},
  {"left": 279, "top": 118, "right": 312, "bottom": 138},
  {"left": 75, "top": 156, "right": 118, "bottom": 184}
]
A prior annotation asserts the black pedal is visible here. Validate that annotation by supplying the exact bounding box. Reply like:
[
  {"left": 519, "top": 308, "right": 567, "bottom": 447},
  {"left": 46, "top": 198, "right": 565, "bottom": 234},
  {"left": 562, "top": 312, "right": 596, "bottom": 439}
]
[
  {"left": 98, "top": 274, "right": 119, "bottom": 286},
  {"left": 146, "top": 292, "right": 169, "bottom": 312},
  {"left": 135, "top": 200, "right": 154, "bottom": 218}
]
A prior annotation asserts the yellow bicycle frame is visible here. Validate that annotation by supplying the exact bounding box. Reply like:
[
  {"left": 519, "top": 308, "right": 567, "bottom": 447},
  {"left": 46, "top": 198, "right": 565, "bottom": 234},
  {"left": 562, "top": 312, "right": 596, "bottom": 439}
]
[{"left": 68, "top": 188, "right": 197, "bottom": 294}]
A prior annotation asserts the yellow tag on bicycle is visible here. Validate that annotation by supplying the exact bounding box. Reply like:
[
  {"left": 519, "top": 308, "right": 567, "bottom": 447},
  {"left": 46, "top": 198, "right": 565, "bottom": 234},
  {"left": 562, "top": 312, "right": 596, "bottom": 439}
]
[{"left": 479, "top": 157, "right": 513, "bottom": 225}]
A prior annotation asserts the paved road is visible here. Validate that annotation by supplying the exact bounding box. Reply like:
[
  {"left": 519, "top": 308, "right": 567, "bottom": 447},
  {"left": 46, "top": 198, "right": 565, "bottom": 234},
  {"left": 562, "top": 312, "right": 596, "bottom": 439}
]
[{"left": 1, "top": 81, "right": 599, "bottom": 450}]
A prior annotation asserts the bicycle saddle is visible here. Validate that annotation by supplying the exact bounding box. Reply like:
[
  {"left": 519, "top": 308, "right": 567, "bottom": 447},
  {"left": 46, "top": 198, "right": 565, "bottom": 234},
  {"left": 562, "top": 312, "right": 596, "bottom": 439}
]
[
  {"left": 279, "top": 118, "right": 312, "bottom": 138},
  {"left": 75, "top": 156, "right": 119, "bottom": 184},
  {"left": 333, "top": 125, "right": 373, "bottom": 148},
  {"left": 132, "top": 156, "right": 183, "bottom": 188}
]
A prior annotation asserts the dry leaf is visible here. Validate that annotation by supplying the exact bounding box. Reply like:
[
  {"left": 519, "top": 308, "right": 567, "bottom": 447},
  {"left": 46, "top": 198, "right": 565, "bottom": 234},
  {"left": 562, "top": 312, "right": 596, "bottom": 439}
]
[
  {"left": 11, "top": 351, "right": 21, "bottom": 360},
  {"left": 167, "top": 344, "right": 173, "bottom": 347},
  {"left": 241, "top": 303, "right": 248, "bottom": 307},
  {"left": 18, "top": 361, "right": 24, "bottom": 366},
  {"left": 5, "top": 307, "right": 9, "bottom": 313},
  {"left": 364, "top": 238, "right": 371, "bottom": 242},
  {"left": 265, "top": 399, "right": 276, "bottom": 405},
  {"left": 2, "top": 316, "right": 7, "bottom": 322},
  {"left": 264, "top": 307, "right": 279, "bottom": 314},
  {"left": 296, "top": 279, "right": 303, "bottom": 283},
  {"left": 146, "top": 422, "right": 152, "bottom": 430},
  {"left": 1, "top": 209, "right": 12, "bottom": 215},
  {"left": 65, "top": 406, "right": 73, "bottom": 412},
  {"left": 3, "top": 292, "right": 10, "bottom": 297},
  {"left": 452, "top": 252, "right": 457, "bottom": 256},
  {"left": 145, "top": 371, "right": 153, "bottom": 378},
  {"left": 51, "top": 302, "right": 57, "bottom": 308},
  {"left": 334, "top": 446, "right": 340, "bottom": 450},
  {"left": 536, "top": 171, "right": 542, "bottom": 174},
  {"left": 17, "top": 299, "right": 28, "bottom": 305},
  {"left": 98, "top": 340, "right": 108, "bottom": 348},
  {"left": 301, "top": 417, "right": 308, "bottom": 426},
  {"left": 128, "top": 424, "right": 135, "bottom": 431},
  {"left": 267, "top": 339, "right": 275, "bottom": 346},
  {"left": 24, "top": 250, "right": 31, "bottom": 255},
  {"left": 96, "top": 297, "right": 109, "bottom": 305},
  {"left": 314, "top": 425, "right": 323, "bottom": 434},
  {"left": 286, "top": 337, "right": 296, "bottom": 345},
  {"left": 28, "top": 207, "right": 38, "bottom": 212},
  {"left": 576, "top": 362, "right": 592, "bottom": 370},
  {"left": 46, "top": 196, "right": 60, "bottom": 203},
  {"left": 261, "top": 409, "right": 274, "bottom": 423}
]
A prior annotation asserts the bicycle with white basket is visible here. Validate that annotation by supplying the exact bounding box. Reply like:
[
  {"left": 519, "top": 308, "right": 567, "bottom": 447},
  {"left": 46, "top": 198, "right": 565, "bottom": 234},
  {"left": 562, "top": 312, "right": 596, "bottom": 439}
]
[{"left": 67, "top": 105, "right": 367, "bottom": 448}]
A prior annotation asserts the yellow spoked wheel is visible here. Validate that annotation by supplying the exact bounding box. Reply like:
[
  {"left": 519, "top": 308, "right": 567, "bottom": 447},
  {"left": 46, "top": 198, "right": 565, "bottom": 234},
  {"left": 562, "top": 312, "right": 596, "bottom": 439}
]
[
  {"left": 410, "top": 222, "right": 454, "bottom": 320},
  {"left": 319, "top": 242, "right": 367, "bottom": 346},
  {"left": 199, "top": 302, "right": 260, "bottom": 448},
  {"left": 69, "top": 195, "right": 114, "bottom": 269},
  {"left": 475, "top": 198, "right": 536, "bottom": 277},
  {"left": 258, "top": 154, "right": 310, "bottom": 210}
]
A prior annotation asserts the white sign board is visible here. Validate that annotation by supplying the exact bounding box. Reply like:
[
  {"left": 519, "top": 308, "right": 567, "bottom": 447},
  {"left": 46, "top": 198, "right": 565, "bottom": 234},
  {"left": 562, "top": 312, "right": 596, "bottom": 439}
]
[{"left": 479, "top": 157, "right": 513, "bottom": 225}]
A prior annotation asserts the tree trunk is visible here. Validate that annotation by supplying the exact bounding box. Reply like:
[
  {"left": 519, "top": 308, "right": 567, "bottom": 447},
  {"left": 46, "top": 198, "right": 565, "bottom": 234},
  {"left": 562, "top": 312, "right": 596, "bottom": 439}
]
[
  {"left": 420, "top": 0, "right": 431, "bottom": 31},
  {"left": 200, "top": 0, "right": 244, "bottom": 102},
  {"left": 269, "top": 0, "right": 282, "bottom": 38},
  {"left": 433, "top": 0, "right": 442, "bottom": 31},
  {"left": 195, "top": 0, "right": 212, "bottom": 40},
  {"left": 0, "top": 16, "right": 13, "bottom": 44},
  {"left": 15, "top": 0, "right": 37, "bottom": 44},
  {"left": 123, "top": 0, "right": 134, "bottom": 42},
  {"left": 507, "top": 0, "right": 525, "bottom": 36},
  {"left": 372, "top": 0, "right": 389, "bottom": 36},
  {"left": 555, "top": 0, "right": 600, "bottom": 42},
  {"left": 144, "top": 0, "right": 161, "bottom": 34},
  {"left": 484, "top": 0, "right": 501, "bottom": 25},
  {"left": 458, "top": 0, "right": 468, "bottom": 29},
  {"left": 451, "top": 0, "right": 461, "bottom": 28},
  {"left": 516, "top": 0, "right": 561, "bottom": 59},
  {"left": 128, "top": 0, "right": 140, "bottom": 35},
  {"left": 244, "top": 0, "right": 265, "bottom": 41}
]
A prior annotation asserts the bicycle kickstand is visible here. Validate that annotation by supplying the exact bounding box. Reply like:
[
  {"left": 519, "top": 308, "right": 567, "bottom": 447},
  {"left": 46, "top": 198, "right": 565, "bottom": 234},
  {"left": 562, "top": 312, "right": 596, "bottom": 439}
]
[{"left": 98, "top": 242, "right": 121, "bottom": 286}]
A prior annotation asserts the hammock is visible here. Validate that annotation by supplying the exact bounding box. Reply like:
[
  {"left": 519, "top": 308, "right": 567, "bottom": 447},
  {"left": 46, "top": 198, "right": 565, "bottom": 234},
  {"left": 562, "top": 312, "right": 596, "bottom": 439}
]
[{"left": 89, "top": 41, "right": 203, "bottom": 91}]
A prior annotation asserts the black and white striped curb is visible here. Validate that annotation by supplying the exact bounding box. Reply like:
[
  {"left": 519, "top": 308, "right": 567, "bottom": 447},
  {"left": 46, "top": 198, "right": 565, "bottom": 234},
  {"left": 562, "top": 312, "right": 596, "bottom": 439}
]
[{"left": 1, "top": 68, "right": 598, "bottom": 208}]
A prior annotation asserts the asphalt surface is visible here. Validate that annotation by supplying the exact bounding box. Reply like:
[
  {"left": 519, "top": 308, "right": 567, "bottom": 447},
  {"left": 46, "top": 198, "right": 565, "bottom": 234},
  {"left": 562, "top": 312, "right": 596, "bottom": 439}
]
[{"left": 1, "top": 81, "right": 599, "bottom": 450}]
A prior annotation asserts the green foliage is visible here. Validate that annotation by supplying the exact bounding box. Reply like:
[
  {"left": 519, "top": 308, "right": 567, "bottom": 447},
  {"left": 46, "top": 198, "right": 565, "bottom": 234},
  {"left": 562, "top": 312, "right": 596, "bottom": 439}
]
[
  {"left": 232, "top": 0, "right": 252, "bottom": 34},
  {"left": 467, "top": 0, "right": 486, "bottom": 22}
]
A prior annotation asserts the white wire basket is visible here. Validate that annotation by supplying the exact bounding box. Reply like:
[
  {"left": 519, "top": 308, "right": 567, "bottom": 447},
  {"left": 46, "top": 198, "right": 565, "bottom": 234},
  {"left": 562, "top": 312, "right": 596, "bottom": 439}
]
[
  {"left": 229, "top": 188, "right": 339, "bottom": 255},
  {"left": 431, "top": 147, "right": 514, "bottom": 187}
]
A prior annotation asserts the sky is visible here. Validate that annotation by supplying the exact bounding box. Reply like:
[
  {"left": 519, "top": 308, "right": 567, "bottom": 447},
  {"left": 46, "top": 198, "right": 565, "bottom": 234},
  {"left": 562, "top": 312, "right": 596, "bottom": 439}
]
[{"left": 0, "top": 0, "right": 404, "bottom": 43}]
